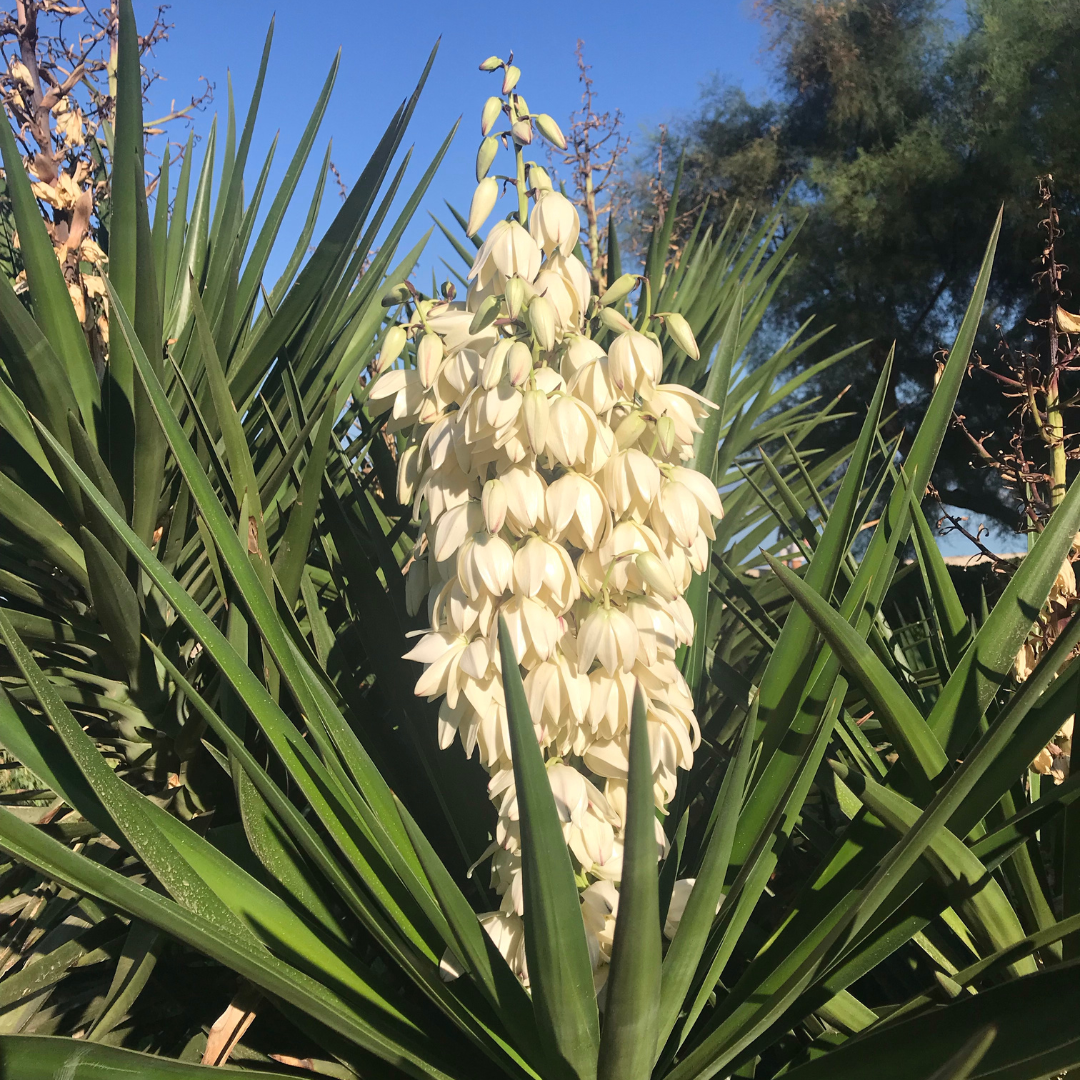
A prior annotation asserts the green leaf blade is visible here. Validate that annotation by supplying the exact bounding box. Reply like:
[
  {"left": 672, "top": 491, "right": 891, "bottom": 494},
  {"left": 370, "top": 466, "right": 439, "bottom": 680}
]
[
  {"left": 597, "top": 685, "right": 661, "bottom": 1080},
  {"left": 498, "top": 614, "right": 600, "bottom": 1080}
]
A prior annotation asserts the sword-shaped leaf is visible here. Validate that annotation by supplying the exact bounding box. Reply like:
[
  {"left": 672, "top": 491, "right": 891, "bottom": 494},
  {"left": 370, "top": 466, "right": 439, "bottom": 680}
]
[{"left": 498, "top": 614, "right": 600, "bottom": 1080}]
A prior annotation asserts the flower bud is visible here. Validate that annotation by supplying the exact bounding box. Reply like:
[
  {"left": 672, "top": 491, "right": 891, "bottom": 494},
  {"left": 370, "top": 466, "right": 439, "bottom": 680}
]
[
  {"left": 663, "top": 312, "right": 700, "bottom": 360},
  {"left": 441, "top": 280, "right": 457, "bottom": 302},
  {"left": 657, "top": 415, "right": 676, "bottom": 455},
  {"left": 511, "top": 118, "right": 533, "bottom": 145},
  {"left": 476, "top": 136, "right": 498, "bottom": 181},
  {"left": 535, "top": 113, "right": 567, "bottom": 150},
  {"left": 504, "top": 276, "right": 527, "bottom": 320},
  {"left": 599, "top": 306, "right": 635, "bottom": 334},
  {"left": 381, "top": 283, "right": 412, "bottom": 307},
  {"left": 376, "top": 324, "right": 407, "bottom": 372},
  {"left": 502, "top": 65, "right": 521, "bottom": 94},
  {"left": 523, "top": 388, "right": 550, "bottom": 454},
  {"left": 481, "top": 96, "right": 503, "bottom": 136},
  {"left": 599, "top": 273, "right": 638, "bottom": 308},
  {"left": 636, "top": 552, "right": 678, "bottom": 601},
  {"left": 529, "top": 164, "right": 553, "bottom": 192},
  {"left": 507, "top": 340, "right": 533, "bottom": 385},
  {"left": 396, "top": 443, "right": 421, "bottom": 505},
  {"left": 483, "top": 479, "right": 508, "bottom": 535},
  {"left": 482, "top": 337, "right": 513, "bottom": 389},
  {"left": 528, "top": 295, "right": 556, "bottom": 351},
  {"left": 417, "top": 331, "right": 445, "bottom": 388},
  {"left": 467, "top": 176, "right": 499, "bottom": 237},
  {"left": 614, "top": 411, "right": 647, "bottom": 449},
  {"left": 469, "top": 293, "right": 502, "bottom": 334},
  {"left": 479, "top": 56, "right": 503, "bottom": 72},
  {"left": 512, "top": 94, "right": 530, "bottom": 119}
]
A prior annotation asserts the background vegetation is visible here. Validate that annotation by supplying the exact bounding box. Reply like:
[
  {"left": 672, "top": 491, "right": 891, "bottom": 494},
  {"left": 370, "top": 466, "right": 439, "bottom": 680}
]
[{"left": 646, "top": 0, "right": 1080, "bottom": 530}]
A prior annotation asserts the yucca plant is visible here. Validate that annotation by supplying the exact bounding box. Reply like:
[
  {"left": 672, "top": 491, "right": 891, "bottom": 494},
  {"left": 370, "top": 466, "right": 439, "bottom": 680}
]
[{"left": 1, "top": 6, "right": 1079, "bottom": 1080}]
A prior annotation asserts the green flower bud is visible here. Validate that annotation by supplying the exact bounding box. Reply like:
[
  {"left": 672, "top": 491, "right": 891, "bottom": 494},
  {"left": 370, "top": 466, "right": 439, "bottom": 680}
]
[
  {"left": 482, "top": 478, "right": 508, "bottom": 533},
  {"left": 502, "top": 64, "right": 521, "bottom": 94},
  {"left": 512, "top": 118, "right": 533, "bottom": 145},
  {"left": 656, "top": 415, "right": 676, "bottom": 456},
  {"left": 636, "top": 552, "right": 678, "bottom": 601},
  {"left": 663, "top": 311, "right": 700, "bottom": 360},
  {"left": 482, "top": 337, "right": 513, "bottom": 389},
  {"left": 599, "top": 306, "right": 635, "bottom": 334},
  {"left": 469, "top": 293, "right": 502, "bottom": 334},
  {"left": 504, "top": 276, "right": 527, "bottom": 320},
  {"left": 416, "top": 331, "right": 445, "bottom": 388},
  {"left": 376, "top": 324, "right": 407, "bottom": 372},
  {"left": 467, "top": 176, "right": 499, "bottom": 236},
  {"left": 599, "top": 272, "right": 638, "bottom": 308},
  {"left": 529, "top": 164, "right": 553, "bottom": 192},
  {"left": 523, "top": 388, "right": 550, "bottom": 454},
  {"left": 381, "top": 283, "right": 411, "bottom": 307},
  {"left": 479, "top": 56, "right": 503, "bottom": 72},
  {"left": 614, "top": 410, "right": 647, "bottom": 449},
  {"left": 476, "top": 135, "right": 498, "bottom": 181},
  {"left": 528, "top": 295, "right": 555, "bottom": 351},
  {"left": 507, "top": 340, "right": 534, "bottom": 384},
  {"left": 481, "top": 96, "right": 502, "bottom": 136},
  {"left": 535, "top": 113, "right": 567, "bottom": 150},
  {"left": 396, "top": 443, "right": 421, "bottom": 505}
]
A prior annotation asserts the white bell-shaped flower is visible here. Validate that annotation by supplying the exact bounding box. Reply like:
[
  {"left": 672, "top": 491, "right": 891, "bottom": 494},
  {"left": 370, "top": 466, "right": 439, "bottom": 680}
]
[
  {"left": 480, "top": 912, "right": 528, "bottom": 982},
  {"left": 457, "top": 531, "right": 515, "bottom": 599},
  {"left": 643, "top": 384, "right": 715, "bottom": 456},
  {"left": 500, "top": 463, "right": 547, "bottom": 535},
  {"left": 567, "top": 354, "right": 617, "bottom": 416},
  {"left": 470, "top": 219, "right": 542, "bottom": 287},
  {"left": 587, "top": 667, "right": 636, "bottom": 741},
  {"left": 403, "top": 631, "right": 469, "bottom": 704},
  {"left": 598, "top": 448, "right": 661, "bottom": 522},
  {"left": 545, "top": 472, "right": 610, "bottom": 550},
  {"left": 547, "top": 394, "right": 612, "bottom": 474},
  {"left": 425, "top": 301, "right": 501, "bottom": 356},
  {"left": 577, "top": 606, "right": 639, "bottom": 675},
  {"left": 499, "top": 593, "right": 561, "bottom": 667},
  {"left": 627, "top": 595, "right": 679, "bottom": 665},
  {"left": 529, "top": 190, "right": 579, "bottom": 257},
  {"left": 608, "top": 330, "right": 663, "bottom": 397},
  {"left": 367, "top": 368, "right": 424, "bottom": 428},
  {"left": 581, "top": 880, "right": 619, "bottom": 967},
  {"left": 525, "top": 653, "right": 590, "bottom": 739},
  {"left": 513, "top": 535, "right": 580, "bottom": 614}
]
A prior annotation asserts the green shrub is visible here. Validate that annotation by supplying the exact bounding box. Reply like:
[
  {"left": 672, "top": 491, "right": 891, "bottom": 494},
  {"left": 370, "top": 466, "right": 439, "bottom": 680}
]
[{"left": 0, "top": 5, "right": 1079, "bottom": 1080}]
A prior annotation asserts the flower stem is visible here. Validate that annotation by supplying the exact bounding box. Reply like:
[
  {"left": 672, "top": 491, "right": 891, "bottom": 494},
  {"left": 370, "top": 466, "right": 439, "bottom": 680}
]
[
  {"left": 515, "top": 144, "right": 528, "bottom": 226},
  {"left": 639, "top": 277, "right": 653, "bottom": 328}
]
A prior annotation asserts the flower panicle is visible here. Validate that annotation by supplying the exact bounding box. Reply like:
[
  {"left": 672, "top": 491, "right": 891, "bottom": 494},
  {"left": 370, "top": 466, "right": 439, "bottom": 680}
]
[{"left": 369, "top": 54, "right": 719, "bottom": 987}]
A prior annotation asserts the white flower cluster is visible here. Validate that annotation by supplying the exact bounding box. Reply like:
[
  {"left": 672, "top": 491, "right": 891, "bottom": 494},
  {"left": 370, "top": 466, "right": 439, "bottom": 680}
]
[{"left": 368, "top": 55, "right": 722, "bottom": 987}]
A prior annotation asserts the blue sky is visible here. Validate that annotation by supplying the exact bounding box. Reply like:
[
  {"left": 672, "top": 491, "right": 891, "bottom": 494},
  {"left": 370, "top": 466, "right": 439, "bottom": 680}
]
[{"left": 141, "top": 0, "right": 772, "bottom": 279}]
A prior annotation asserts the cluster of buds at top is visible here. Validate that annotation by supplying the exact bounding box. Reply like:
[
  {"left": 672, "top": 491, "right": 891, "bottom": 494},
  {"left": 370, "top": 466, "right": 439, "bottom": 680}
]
[
  {"left": 368, "top": 56, "right": 720, "bottom": 990},
  {"left": 469, "top": 51, "right": 568, "bottom": 241}
]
